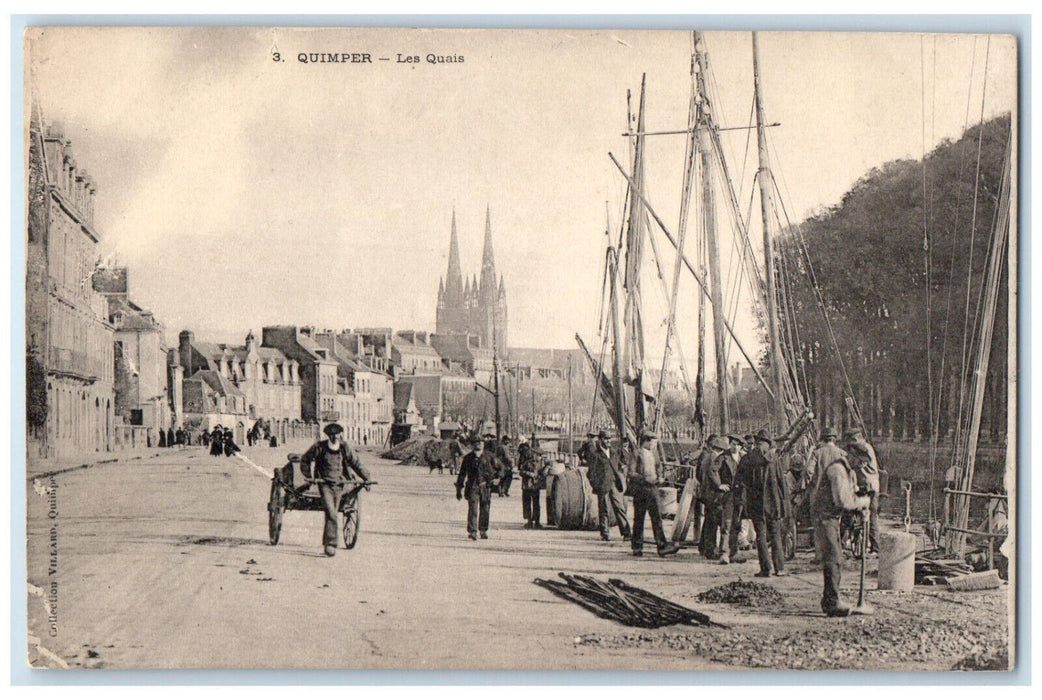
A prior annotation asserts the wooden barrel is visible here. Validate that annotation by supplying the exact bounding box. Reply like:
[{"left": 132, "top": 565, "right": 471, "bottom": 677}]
[{"left": 548, "top": 469, "right": 598, "bottom": 530}]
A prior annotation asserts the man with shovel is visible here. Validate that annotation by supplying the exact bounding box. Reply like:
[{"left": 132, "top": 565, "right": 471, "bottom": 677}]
[{"left": 810, "top": 441, "right": 872, "bottom": 616}]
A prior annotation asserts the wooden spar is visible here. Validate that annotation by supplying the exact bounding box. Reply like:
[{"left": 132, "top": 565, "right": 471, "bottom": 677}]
[
  {"left": 622, "top": 122, "right": 781, "bottom": 137},
  {"left": 752, "top": 32, "right": 786, "bottom": 428},
  {"left": 653, "top": 33, "right": 700, "bottom": 434},
  {"left": 567, "top": 356, "right": 573, "bottom": 452},
  {"left": 609, "top": 250, "right": 629, "bottom": 446},
  {"left": 622, "top": 75, "right": 649, "bottom": 433},
  {"left": 608, "top": 152, "right": 776, "bottom": 403},
  {"left": 695, "top": 32, "right": 730, "bottom": 435},
  {"left": 576, "top": 332, "right": 636, "bottom": 443},
  {"left": 948, "top": 131, "right": 1012, "bottom": 556},
  {"left": 492, "top": 309, "right": 502, "bottom": 439}
]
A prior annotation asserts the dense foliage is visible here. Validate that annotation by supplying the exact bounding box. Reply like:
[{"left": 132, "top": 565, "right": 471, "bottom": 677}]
[{"left": 775, "top": 115, "right": 1011, "bottom": 442}]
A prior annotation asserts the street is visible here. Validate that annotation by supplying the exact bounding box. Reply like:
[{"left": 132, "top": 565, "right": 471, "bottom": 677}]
[{"left": 27, "top": 443, "right": 1009, "bottom": 671}]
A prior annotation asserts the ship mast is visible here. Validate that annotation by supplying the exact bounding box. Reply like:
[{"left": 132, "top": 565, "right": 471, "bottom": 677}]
[
  {"left": 694, "top": 32, "right": 730, "bottom": 435},
  {"left": 752, "top": 32, "right": 787, "bottom": 428}
]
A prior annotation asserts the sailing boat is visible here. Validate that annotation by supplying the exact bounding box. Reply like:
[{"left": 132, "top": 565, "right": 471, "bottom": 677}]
[{"left": 578, "top": 31, "right": 814, "bottom": 467}]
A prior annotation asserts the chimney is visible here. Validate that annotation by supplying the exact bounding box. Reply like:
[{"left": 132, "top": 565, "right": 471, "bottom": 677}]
[{"left": 179, "top": 330, "right": 194, "bottom": 374}]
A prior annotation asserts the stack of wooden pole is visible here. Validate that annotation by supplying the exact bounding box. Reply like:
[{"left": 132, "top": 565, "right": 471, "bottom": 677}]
[{"left": 534, "top": 573, "right": 727, "bottom": 629}]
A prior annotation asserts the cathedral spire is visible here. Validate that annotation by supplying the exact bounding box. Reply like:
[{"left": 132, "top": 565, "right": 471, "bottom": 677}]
[
  {"left": 444, "top": 209, "right": 464, "bottom": 303},
  {"left": 479, "top": 205, "right": 497, "bottom": 300}
]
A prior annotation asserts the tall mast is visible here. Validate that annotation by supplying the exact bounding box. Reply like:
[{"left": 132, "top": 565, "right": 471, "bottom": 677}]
[
  {"left": 567, "top": 356, "right": 574, "bottom": 451},
  {"left": 492, "top": 308, "right": 502, "bottom": 439},
  {"left": 752, "top": 32, "right": 786, "bottom": 427},
  {"left": 694, "top": 32, "right": 730, "bottom": 435},
  {"left": 623, "top": 76, "right": 650, "bottom": 434},
  {"left": 653, "top": 31, "right": 699, "bottom": 437}
]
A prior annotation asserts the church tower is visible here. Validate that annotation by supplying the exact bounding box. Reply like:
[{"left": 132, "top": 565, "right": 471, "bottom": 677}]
[{"left": 435, "top": 207, "right": 507, "bottom": 350}]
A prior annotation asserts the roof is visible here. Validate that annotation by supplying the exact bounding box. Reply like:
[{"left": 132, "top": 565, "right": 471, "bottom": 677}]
[
  {"left": 393, "top": 335, "right": 441, "bottom": 356},
  {"left": 396, "top": 375, "right": 442, "bottom": 408},
  {"left": 430, "top": 334, "right": 475, "bottom": 363},
  {"left": 192, "top": 340, "right": 291, "bottom": 365},
  {"left": 108, "top": 297, "right": 161, "bottom": 332},
  {"left": 393, "top": 382, "right": 415, "bottom": 412},
  {"left": 187, "top": 369, "right": 246, "bottom": 398}
]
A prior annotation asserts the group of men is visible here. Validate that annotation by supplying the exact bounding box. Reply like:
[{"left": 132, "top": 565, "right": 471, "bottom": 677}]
[{"left": 696, "top": 429, "right": 790, "bottom": 576}]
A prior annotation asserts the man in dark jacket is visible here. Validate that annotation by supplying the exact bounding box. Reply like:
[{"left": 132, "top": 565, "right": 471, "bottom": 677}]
[
  {"left": 301, "top": 423, "right": 371, "bottom": 556},
  {"left": 517, "top": 442, "right": 546, "bottom": 528},
  {"left": 697, "top": 435, "right": 728, "bottom": 558},
  {"left": 496, "top": 436, "right": 516, "bottom": 497},
  {"left": 717, "top": 435, "right": 745, "bottom": 564},
  {"left": 456, "top": 437, "right": 499, "bottom": 540},
  {"left": 585, "top": 430, "right": 631, "bottom": 541},
  {"left": 740, "top": 429, "right": 791, "bottom": 577}
]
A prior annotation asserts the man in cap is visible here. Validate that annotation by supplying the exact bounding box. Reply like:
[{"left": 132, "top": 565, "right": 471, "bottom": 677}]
[
  {"left": 696, "top": 434, "right": 727, "bottom": 558},
  {"left": 717, "top": 434, "right": 747, "bottom": 565},
  {"left": 627, "top": 430, "right": 681, "bottom": 557},
  {"left": 696, "top": 431, "right": 721, "bottom": 558},
  {"left": 585, "top": 429, "right": 631, "bottom": 541},
  {"left": 496, "top": 436, "right": 516, "bottom": 497},
  {"left": 810, "top": 436, "right": 871, "bottom": 616},
  {"left": 301, "top": 423, "right": 371, "bottom": 556},
  {"left": 456, "top": 436, "right": 498, "bottom": 540},
  {"left": 517, "top": 442, "right": 547, "bottom": 528},
  {"left": 844, "top": 428, "right": 881, "bottom": 553},
  {"left": 739, "top": 429, "right": 791, "bottom": 577}
]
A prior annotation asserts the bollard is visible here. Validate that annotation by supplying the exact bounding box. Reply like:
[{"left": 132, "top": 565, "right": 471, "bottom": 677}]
[{"left": 878, "top": 530, "right": 916, "bottom": 591}]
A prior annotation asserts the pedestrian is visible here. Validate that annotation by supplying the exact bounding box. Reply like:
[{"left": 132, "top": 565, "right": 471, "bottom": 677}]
[
  {"left": 585, "top": 430, "right": 632, "bottom": 541},
  {"left": 456, "top": 437, "right": 498, "bottom": 540},
  {"left": 223, "top": 427, "right": 240, "bottom": 457},
  {"left": 697, "top": 435, "right": 728, "bottom": 558},
  {"left": 209, "top": 426, "right": 223, "bottom": 456},
  {"left": 739, "top": 429, "right": 791, "bottom": 577},
  {"left": 301, "top": 423, "right": 371, "bottom": 557},
  {"left": 495, "top": 436, "right": 515, "bottom": 497},
  {"left": 717, "top": 434, "right": 746, "bottom": 564},
  {"left": 785, "top": 452, "right": 810, "bottom": 552},
  {"left": 167, "top": 427, "right": 175, "bottom": 448},
  {"left": 807, "top": 427, "right": 844, "bottom": 489},
  {"left": 517, "top": 442, "right": 547, "bottom": 529},
  {"left": 158, "top": 429, "right": 167, "bottom": 447},
  {"left": 810, "top": 437, "right": 871, "bottom": 616},
  {"left": 843, "top": 428, "right": 880, "bottom": 553},
  {"left": 627, "top": 430, "right": 681, "bottom": 557}
]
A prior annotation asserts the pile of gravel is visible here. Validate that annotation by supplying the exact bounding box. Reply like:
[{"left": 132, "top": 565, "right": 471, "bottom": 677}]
[
  {"left": 696, "top": 580, "right": 785, "bottom": 607},
  {"left": 951, "top": 650, "right": 1009, "bottom": 671},
  {"left": 380, "top": 435, "right": 437, "bottom": 464},
  {"left": 576, "top": 616, "right": 1007, "bottom": 670}
]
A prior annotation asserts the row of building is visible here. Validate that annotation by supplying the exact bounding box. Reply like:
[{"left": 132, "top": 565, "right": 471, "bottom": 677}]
[{"left": 25, "top": 113, "right": 601, "bottom": 459}]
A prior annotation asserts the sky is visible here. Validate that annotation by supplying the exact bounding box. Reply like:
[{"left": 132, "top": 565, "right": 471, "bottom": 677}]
[{"left": 25, "top": 27, "right": 1017, "bottom": 376}]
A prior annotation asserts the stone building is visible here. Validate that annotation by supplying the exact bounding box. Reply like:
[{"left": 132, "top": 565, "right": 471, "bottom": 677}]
[
  {"left": 435, "top": 207, "right": 508, "bottom": 351},
  {"left": 430, "top": 333, "right": 494, "bottom": 384},
  {"left": 391, "top": 330, "right": 442, "bottom": 375},
  {"left": 177, "top": 329, "right": 302, "bottom": 438},
  {"left": 182, "top": 370, "right": 250, "bottom": 441},
  {"left": 25, "top": 113, "right": 115, "bottom": 458},
  {"left": 313, "top": 330, "right": 394, "bottom": 446},
  {"left": 261, "top": 326, "right": 339, "bottom": 427}
]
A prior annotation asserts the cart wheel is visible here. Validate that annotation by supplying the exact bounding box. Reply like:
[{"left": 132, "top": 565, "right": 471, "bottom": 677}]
[
  {"left": 268, "top": 481, "right": 285, "bottom": 545},
  {"left": 343, "top": 507, "right": 360, "bottom": 549}
]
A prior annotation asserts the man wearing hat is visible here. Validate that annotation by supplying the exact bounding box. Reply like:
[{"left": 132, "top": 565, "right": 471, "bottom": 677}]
[
  {"left": 301, "top": 423, "right": 371, "bottom": 557},
  {"left": 586, "top": 430, "right": 631, "bottom": 541},
  {"left": 627, "top": 430, "right": 681, "bottom": 557},
  {"left": 739, "top": 429, "right": 791, "bottom": 576},
  {"left": 456, "top": 437, "right": 498, "bottom": 540},
  {"left": 810, "top": 438, "right": 871, "bottom": 616},
  {"left": 844, "top": 428, "right": 881, "bottom": 553},
  {"left": 517, "top": 442, "right": 547, "bottom": 528},
  {"left": 696, "top": 434, "right": 727, "bottom": 558},
  {"left": 716, "top": 434, "right": 747, "bottom": 565}
]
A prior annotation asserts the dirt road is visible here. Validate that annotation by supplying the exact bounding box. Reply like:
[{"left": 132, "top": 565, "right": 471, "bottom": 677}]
[{"left": 26, "top": 445, "right": 1010, "bottom": 670}]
